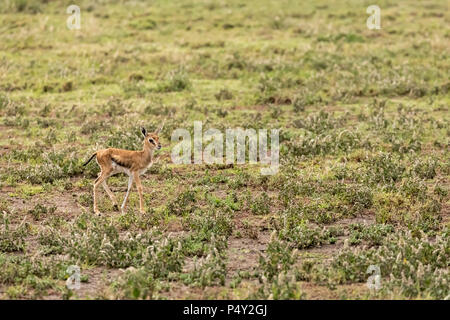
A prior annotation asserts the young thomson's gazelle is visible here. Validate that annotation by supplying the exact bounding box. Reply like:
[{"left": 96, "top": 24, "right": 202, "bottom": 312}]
[{"left": 83, "top": 124, "right": 163, "bottom": 215}]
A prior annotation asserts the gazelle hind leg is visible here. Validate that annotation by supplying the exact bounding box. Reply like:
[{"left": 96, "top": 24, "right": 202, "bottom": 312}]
[
  {"left": 121, "top": 175, "right": 134, "bottom": 213},
  {"left": 93, "top": 170, "right": 111, "bottom": 215},
  {"left": 102, "top": 180, "right": 119, "bottom": 211}
]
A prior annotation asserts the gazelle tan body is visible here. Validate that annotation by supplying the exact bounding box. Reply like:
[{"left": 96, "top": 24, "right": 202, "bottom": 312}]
[{"left": 83, "top": 126, "right": 162, "bottom": 215}]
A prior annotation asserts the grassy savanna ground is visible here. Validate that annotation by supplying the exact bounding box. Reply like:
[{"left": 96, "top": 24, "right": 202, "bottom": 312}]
[{"left": 0, "top": 0, "right": 449, "bottom": 299}]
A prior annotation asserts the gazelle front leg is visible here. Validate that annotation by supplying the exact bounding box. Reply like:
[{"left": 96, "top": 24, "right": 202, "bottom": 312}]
[
  {"left": 121, "top": 175, "right": 134, "bottom": 213},
  {"left": 102, "top": 181, "right": 119, "bottom": 211},
  {"left": 133, "top": 172, "right": 145, "bottom": 214}
]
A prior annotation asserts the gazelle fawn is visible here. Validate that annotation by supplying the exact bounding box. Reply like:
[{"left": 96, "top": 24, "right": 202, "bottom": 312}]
[{"left": 83, "top": 124, "right": 163, "bottom": 215}]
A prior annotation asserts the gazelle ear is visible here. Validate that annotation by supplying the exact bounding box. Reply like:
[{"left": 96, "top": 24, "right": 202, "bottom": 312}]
[
  {"left": 141, "top": 127, "right": 147, "bottom": 136},
  {"left": 155, "top": 120, "right": 165, "bottom": 134}
]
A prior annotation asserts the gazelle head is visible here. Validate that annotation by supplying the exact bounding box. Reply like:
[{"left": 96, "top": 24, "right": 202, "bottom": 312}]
[{"left": 141, "top": 122, "right": 164, "bottom": 151}]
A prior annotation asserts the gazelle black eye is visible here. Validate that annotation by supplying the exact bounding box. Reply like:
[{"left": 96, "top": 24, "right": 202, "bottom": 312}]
[{"left": 149, "top": 139, "right": 155, "bottom": 145}]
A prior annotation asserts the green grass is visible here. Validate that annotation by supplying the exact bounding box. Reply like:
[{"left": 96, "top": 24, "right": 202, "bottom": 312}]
[{"left": 0, "top": 0, "right": 448, "bottom": 299}]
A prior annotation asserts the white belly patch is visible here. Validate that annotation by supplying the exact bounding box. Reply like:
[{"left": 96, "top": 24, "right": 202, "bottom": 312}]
[
  {"left": 110, "top": 161, "right": 153, "bottom": 176},
  {"left": 111, "top": 162, "right": 131, "bottom": 176}
]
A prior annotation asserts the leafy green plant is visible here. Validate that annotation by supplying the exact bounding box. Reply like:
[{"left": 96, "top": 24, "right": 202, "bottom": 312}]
[
  {"left": 0, "top": 213, "right": 28, "bottom": 253},
  {"left": 167, "top": 190, "right": 197, "bottom": 216},
  {"left": 258, "top": 232, "right": 297, "bottom": 281},
  {"left": 303, "top": 231, "right": 449, "bottom": 299},
  {"left": 249, "top": 192, "right": 272, "bottom": 215},
  {"left": 252, "top": 272, "right": 305, "bottom": 300},
  {"left": 156, "top": 69, "right": 191, "bottom": 92},
  {"left": 180, "top": 237, "right": 227, "bottom": 287},
  {"left": 28, "top": 204, "right": 56, "bottom": 221},
  {"left": 279, "top": 224, "right": 343, "bottom": 249},
  {"left": 348, "top": 223, "right": 394, "bottom": 246},
  {"left": 112, "top": 267, "right": 159, "bottom": 299}
]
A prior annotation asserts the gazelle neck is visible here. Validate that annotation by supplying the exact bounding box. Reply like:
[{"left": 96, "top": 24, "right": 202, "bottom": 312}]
[{"left": 142, "top": 144, "right": 154, "bottom": 164}]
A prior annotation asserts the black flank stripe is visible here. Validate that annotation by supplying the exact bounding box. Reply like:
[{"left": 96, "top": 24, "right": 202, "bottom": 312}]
[{"left": 111, "top": 156, "right": 131, "bottom": 168}]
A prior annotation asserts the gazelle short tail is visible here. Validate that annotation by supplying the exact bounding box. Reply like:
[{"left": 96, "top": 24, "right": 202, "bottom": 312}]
[{"left": 83, "top": 153, "right": 97, "bottom": 166}]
